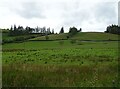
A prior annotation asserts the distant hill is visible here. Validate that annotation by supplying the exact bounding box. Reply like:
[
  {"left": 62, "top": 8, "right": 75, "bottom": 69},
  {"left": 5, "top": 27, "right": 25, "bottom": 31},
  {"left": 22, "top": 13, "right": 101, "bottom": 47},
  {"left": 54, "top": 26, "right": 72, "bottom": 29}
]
[
  {"left": 30, "top": 32, "right": 119, "bottom": 41},
  {"left": 29, "top": 33, "right": 68, "bottom": 41},
  {"left": 71, "top": 32, "right": 119, "bottom": 41},
  {"left": 2, "top": 32, "right": 40, "bottom": 44}
]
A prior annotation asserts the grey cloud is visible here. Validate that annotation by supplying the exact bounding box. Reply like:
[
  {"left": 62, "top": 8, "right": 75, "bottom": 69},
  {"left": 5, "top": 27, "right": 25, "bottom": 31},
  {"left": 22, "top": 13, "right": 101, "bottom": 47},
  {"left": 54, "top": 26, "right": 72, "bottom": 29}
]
[
  {"left": 12, "top": 1, "right": 46, "bottom": 19},
  {"left": 62, "top": 10, "right": 91, "bottom": 26},
  {"left": 94, "top": 2, "right": 117, "bottom": 24},
  {"left": 59, "top": 1, "right": 117, "bottom": 32},
  {"left": 60, "top": 2, "right": 92, "bottom": 27},
  {"left": 0, "top": 0, "right": 117, "bottom": 32},
  {"left": 118, "top": 1, "right": 120, "bottom": 25}
]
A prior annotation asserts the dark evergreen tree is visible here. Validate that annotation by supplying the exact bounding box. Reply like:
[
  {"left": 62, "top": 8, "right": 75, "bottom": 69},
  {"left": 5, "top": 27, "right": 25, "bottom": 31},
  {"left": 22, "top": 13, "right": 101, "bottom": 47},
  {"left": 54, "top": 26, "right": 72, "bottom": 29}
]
[
  {"left": 36, "top": 26, "right": 39, "bottom": 33},
  {"left": 52, "top": 29, "right": 54, "bottom": 34},
  {"left": 10, "top": 25, "right": 13, "bottom": 30},
  {"left": 59, "top": 27, "right": 64, "bottom": 34},
  {"left": 14, "top": 24, "right": 17, "bottom": 31},
  {"left": 79, "top": 28, "right": 82, "bottom": 32}
]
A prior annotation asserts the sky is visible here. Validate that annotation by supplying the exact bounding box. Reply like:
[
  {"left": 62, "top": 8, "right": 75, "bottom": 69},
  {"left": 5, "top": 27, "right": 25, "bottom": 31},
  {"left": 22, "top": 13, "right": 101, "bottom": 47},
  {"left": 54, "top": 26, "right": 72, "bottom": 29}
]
[
  {"left": 0, "top": 0, "right": 119, "bottom": 33},
  {"left": 118, "top": 1, "right": 120, "bottom": 26}
]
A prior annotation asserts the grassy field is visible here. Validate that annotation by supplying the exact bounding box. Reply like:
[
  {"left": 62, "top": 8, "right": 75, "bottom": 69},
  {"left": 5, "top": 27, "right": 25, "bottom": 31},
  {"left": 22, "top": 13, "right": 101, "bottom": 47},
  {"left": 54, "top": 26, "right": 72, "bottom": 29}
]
[
  {"left": 2, "top": 38, "right": 120, "bottom": 87},
  {"left": 30, "top": 33, "right": 68, "bottom": 41},
  {"left": 30, "top": 32, "right": 119, "bottom": 41},
  {"left": 71, "top": 32, "right": 119, "bottom": 41}
]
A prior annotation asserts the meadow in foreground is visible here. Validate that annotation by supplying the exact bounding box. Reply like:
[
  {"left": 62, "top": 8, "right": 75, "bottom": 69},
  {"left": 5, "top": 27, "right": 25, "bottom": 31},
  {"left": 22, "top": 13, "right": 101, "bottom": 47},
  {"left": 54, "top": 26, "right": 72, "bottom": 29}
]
[{"left": 2, "top": 40, "right": 120, "bottom": 87}]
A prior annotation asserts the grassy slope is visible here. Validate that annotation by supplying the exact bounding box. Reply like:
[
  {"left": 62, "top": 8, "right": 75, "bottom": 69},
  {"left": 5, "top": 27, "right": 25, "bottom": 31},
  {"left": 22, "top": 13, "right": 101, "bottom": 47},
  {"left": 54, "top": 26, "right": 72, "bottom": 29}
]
[
  {"left": 2, "top": 33, "right": 37, "bottom": 40},
  {"left": 30, "top": 32, "right": 119, "bottom": 41},
  {"left": 2, "top": 33, "right": 16, "bottom": 42},
  {"left": 2, "top": 32, "right": 119, "bottom": 41},
  {"left": 2, "top": 32, "right": 41, "bottom": 43},
  {"left": 71, "top": 32, "right": 119, "bottom": 40},
  {"left": 29, "top": 33, "right": 68, "bottom": 41},
  {"left": 2, "top": 40, "right": 118, "bottom": 50}
]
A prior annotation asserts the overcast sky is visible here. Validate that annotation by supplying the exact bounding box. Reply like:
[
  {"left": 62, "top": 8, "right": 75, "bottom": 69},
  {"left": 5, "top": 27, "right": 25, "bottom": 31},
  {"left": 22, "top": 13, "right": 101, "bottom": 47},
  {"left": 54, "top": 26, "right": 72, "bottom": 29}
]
[{"left": 0, "top": 0, "right": 119, "bottom": 33}]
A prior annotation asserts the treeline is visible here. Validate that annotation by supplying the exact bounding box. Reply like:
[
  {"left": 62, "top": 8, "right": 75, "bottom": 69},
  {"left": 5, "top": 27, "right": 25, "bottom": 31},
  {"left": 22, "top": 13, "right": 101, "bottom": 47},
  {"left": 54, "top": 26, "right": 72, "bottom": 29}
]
[
  {"left": 59, "top": 26, "right": 82, "bottom": 38},
  {"left": 105, "top": 25, "right": 120, "bottom": 35},
  {"left": 4, "top": 25, "right": 82, "bottom": 37},
  {"left": 9, "top": 25, "right": 55, "bottom": 36},
  {"left": 9, "top": 25, "right": 33, "bottom": 36}
]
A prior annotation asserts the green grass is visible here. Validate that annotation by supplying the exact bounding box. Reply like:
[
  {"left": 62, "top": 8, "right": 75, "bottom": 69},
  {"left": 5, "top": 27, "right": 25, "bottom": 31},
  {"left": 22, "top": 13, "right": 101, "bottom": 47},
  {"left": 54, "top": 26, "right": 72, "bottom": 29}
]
[
  {"left": 29, "top": 32, "right": 119, "bottom": 41},
  {"left": 71, "top": 32, "right": 119, "bottom": 41},
  {"left": 2, "top": 33, "right": 15, "bottom": 41},
  {"left": 3, "top": 64, "right": 118, "bottom": 87},
  {"left": 2, "top": 40, "right": 119, "bottom": 87},
  {"left": 2, "top": 40, "right": 119, "bottom": 49},
  {"left": 30, "top": 33, "right": 68, "bottom": 41}
]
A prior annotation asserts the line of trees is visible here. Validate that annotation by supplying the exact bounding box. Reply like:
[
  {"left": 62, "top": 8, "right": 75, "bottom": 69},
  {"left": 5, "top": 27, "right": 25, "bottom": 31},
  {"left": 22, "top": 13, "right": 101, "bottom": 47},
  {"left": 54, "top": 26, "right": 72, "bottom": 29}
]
[
  {"left": 9, "top": 25, "right": 55, "bottom": 36},
  {"left": 59, "top": 26, "right": 82, "bottom": 34},
  {"left": 9, "top": 25, "right": 32, "bottom": 36},
  {"left": 3, "top": 24, "right": 83, "bottom": 37},
  {"left": 105, "top": 25, "right": 120, "bottom": 35},
  {"left": 59, "top": 27, "right": 64, "bottom": 34}
]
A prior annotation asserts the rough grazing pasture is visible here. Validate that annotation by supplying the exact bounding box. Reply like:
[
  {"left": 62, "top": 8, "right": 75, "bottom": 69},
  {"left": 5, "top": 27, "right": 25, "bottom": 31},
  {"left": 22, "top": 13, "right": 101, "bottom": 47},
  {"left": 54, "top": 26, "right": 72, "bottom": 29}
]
[
  {"left": 30, "top": 32, "right": 119, "bottom": 41},
  {"left": 2, "top": 40, "right": 120, "bottom": 87}
]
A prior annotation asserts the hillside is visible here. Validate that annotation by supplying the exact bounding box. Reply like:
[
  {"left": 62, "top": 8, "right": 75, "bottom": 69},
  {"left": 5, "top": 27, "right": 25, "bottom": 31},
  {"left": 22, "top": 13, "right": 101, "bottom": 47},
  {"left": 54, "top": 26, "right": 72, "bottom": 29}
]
[
  {"left": 2, "top": 32, "right": 40, "bottom": 44},
  {"left": 29, "top": 33, "right": 68, "bottom": 41},
  {"left": 71, "top": 32, "right": 119, "bottom": 41},
  {"left": 30, "top": 32, "right": 119, "bottom": 41}
]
